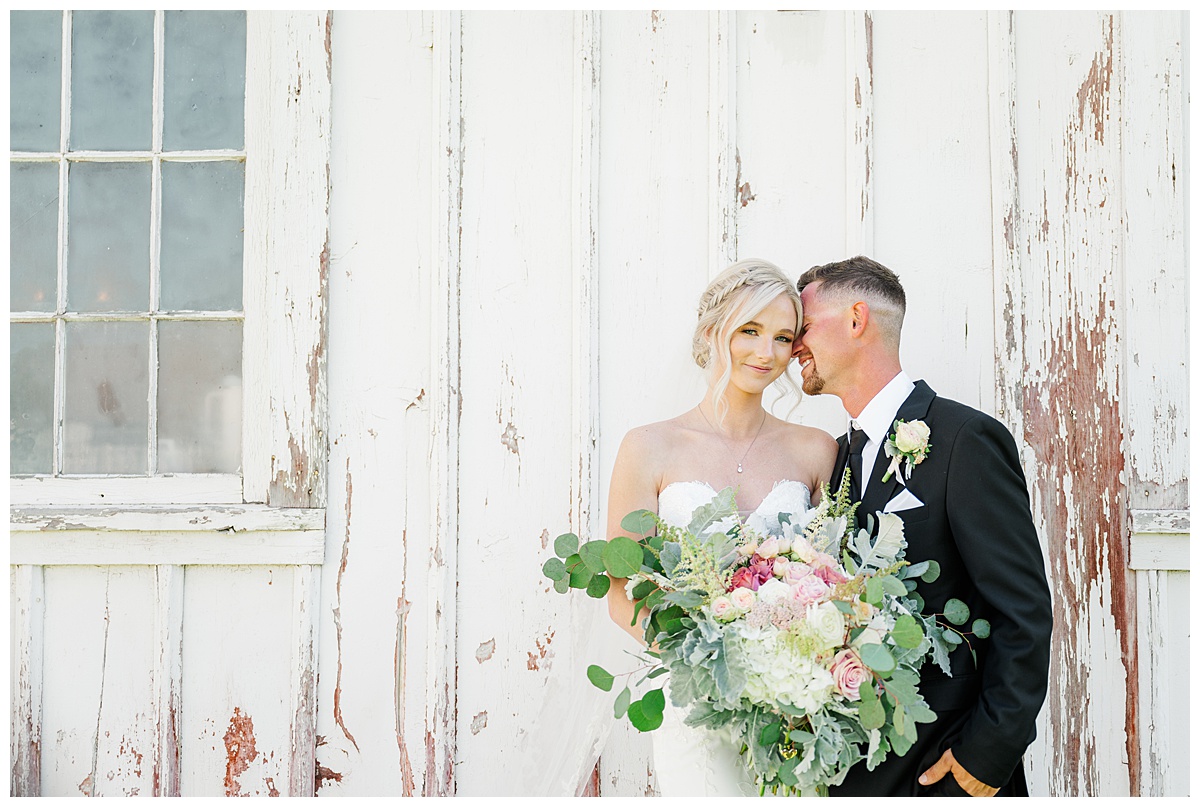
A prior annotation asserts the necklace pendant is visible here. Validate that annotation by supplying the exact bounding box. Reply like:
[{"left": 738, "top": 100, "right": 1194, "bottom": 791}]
[{"left": 737, "top": 463, "right": 743, "bottom": 474}]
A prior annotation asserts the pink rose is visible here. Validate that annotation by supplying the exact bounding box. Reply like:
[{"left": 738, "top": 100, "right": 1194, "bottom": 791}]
[
  {"left": 710, "top": 595, "right": 736, "bottom": 622},
  {"left": 782, "top": 562, "right": 813, "bottom": 586},
  {"left": 830, "top": 649, "right": 871, "bottom": 700},
  {"left": 811, "top": 553, "right": 849, "bottom": 586},
  {"left": 791, "top": 574, "right": 829, "bottom": 605},
  {"left": 731, "top": 557, "right": 775, "bottom": 591},
  {"left": 729, "top": 587, "right": 756, "bottom": 610}
]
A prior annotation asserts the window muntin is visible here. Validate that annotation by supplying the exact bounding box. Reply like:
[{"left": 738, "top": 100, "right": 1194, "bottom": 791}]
[{"left": 10, "top": 10, "right": 246, "bottom": 479}]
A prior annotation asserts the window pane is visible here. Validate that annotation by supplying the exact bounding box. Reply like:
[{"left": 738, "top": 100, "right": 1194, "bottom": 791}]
[
  {"left": 11, "top": 323, "right": 56, "bottom": 474},
  {"left": 163, "top": 11, "right": 246, "bottom": 151},
  {"left": 11, "top": 162, "right": 59, "bottom": 312},
  {"left": 10, "top": 10, "right": 62, "bottom": 151},
  {"left": 160, "top": 161, "right": 244, "bottom": 311},
  {"left": 62, "top": 321, "right": 149, "bottom": 474},
  {"left": 158, "top": 321, "right": 241, "bottom": 473},
  {"left": 67, "top": 161, "right": 150, "bottom": 312},
  {"left": 70, "top": 11, "right": 153, "bottom": 151}
]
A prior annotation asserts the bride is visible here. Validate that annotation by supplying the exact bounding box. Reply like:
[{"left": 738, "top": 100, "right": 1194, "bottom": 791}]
[{"left": 605, "top": 258, "right": 837, "bottom": 796}]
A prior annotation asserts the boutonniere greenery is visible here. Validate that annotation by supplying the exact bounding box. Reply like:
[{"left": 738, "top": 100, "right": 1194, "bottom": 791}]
[{"left": 882, "top": 418, "right": 931, "bottom": 485}]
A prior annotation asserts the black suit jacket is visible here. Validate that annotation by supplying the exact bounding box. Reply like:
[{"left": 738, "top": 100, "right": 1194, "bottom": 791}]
[{"left": 829, "top": 381, "right": 1053, "bottom": 797}]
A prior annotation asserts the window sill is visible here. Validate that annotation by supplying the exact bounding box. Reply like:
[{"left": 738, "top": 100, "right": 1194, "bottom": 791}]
[{"left": 10, "top": 504, "right": 325, "bottom": 565}]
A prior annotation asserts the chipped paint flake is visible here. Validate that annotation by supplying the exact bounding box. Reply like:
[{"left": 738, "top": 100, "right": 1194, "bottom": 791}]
[
  {"left": 500, "top": 422, "right": 521, "bottom": 454},
  {"left": 475, "top": 638, "right": 496, "bottom": 663},
  {"left": 470, "top": 711, "right": 488, "bottom": 735},
  {"left": 222, "top": 708, "right": 258, "bottom": 797}
]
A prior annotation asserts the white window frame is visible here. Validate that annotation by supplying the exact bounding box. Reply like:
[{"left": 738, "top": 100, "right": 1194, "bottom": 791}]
[{"left": 11, "top": 11, "right": 330, "bottom": 548}]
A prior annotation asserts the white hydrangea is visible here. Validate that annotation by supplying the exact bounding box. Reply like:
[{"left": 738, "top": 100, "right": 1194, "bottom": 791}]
[{"left": 730, "top": 627, "right": 835, "bottom": 714}]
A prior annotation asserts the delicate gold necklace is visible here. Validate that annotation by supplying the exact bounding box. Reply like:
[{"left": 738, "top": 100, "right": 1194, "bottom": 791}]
[{"left": 697, "top": 406, "right": 767, "bottom": 474}]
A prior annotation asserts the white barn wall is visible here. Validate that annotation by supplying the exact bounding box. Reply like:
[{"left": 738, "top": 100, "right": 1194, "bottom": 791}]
[{"left": 9, "top": 10, "right": 1186, "bottom": 797}]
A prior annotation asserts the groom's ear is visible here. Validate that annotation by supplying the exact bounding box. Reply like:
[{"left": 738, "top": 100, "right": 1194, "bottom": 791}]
[{"left": 849, "top": 300, "right": 870, "bottom": 338}]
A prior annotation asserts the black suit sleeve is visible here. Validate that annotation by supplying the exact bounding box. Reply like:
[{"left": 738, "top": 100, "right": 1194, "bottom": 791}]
[{"left": 943, "top": 413, "right": 1053, "bottom": 787}]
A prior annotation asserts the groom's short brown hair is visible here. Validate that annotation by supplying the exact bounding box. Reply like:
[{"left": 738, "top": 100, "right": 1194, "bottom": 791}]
[{"left": 796, "top": 255, "right": 906, "bottom": 315}]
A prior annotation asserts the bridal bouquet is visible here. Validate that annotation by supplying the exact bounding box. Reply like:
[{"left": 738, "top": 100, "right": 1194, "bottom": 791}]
[{"left": 542, "top": 472, "right": 988, "bottom": 795}]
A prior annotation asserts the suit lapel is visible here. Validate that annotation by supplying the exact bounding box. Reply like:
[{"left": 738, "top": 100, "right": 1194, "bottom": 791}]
[{"left": 861, "top": 380, "right": 937, "bottom": 516}]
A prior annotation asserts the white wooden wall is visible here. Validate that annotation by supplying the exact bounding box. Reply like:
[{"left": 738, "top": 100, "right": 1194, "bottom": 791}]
[{"left": 11, "top": 9, "right": 1188, "bottom": 797}]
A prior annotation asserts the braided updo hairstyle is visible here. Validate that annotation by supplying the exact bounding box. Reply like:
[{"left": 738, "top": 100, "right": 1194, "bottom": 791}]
[{"left": 693, "top": 259, "right": 804, "bottom": 427}]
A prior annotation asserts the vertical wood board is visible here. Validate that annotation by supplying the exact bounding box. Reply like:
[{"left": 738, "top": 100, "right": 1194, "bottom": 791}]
[
  {"left": 316, "top": 10, "right": 434, "bottom": 797},
  {"left": 1011, "top": 11, "right": 1133, "bottom": 796}
]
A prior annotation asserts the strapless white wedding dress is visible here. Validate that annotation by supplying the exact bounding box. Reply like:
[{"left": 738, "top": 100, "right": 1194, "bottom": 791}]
[{"left": 651, "top": 479, "right": 813, "bottom": 797}]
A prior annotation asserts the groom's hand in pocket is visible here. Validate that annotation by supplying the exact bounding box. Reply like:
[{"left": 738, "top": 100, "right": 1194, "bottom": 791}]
[{"left": 919, "top": 749, "right": 999, "bottom": 797}]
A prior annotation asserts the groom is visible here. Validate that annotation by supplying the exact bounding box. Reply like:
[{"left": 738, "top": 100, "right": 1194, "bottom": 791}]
[{"left": 792, "top": 256, "right": 1053, "bottom": 797}]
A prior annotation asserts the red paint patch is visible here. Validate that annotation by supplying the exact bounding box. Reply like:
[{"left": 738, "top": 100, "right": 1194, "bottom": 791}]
[
  {"left": 223, "top": 708, "right": 259, "bottom": 797},
  {"left": 526, "top": 629, "right": 555, "bottom": 671},
  {"left": 265, "top": 776, "right": 280, "bottom": 797},
  {"left": 314, "top": 765, "right": 343, "bottom": 790}
]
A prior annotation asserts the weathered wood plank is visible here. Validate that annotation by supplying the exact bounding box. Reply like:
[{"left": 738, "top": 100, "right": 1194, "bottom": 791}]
[
  {"left": 1010, "top": 11, "right": 1133, "bottom": 796},
  {"left": 845, "top": 9, "right": 873, "bottom": 258},
  {"left": 424, "top": 9, "right": 462, "bottom": 796},
  {"left": 1128, "top": 534, "right": 1189, "bottom": 572},
  {"left": 593, "top": 10, "right": 712, "bottom": 794},
  {"left": 11, "top": 475, "right": 241, "bottom": 506},
  {"left": 1119, "top": 11, "right": 1188, "bottom": 511},
  {"left": 179, "top": 565, "right": 297, "bottom": 796},
  {"left": 872, "top": 11, "right": 997, "bottom": 413},
  {"left": 1134, "top": 569, "right": 1190, "bottom": 796},
  {"left": 1131, "top": 509, "right": 1189, "bottom": 535},
  {"left": 315, "top": 9, "right": 435, "bottom": 797},
  {"left": 39, "top": 567, "right": 157, "bottom": 796},
  {"left": 243, "top": 10, "right": 332, "bottom": 508},
  {"left": 11, "top": 531, "right": 325, "bottom": 566},
  {"left": 11, "top": 505, "right": 325, "bottom": 533},
  {"left": 288, "top": 566, "right": 319, "bottom": 795},
  {"left": 151, "top": 565, "right": 183, "bottom": 796},
  {"left": 10, "top": 566, "right": 44, "bottom": 796},
  {"left": 732, "top": 9, "right": 851, "bottom": 436}
]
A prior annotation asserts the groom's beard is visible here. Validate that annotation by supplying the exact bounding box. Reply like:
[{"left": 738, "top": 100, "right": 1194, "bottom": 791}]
[{"left": 801, "top": 369, "right": 825, "bottom": 395}]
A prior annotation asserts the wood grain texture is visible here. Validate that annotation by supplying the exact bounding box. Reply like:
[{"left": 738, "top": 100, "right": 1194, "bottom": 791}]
[
  {"left": 10, "top": 566, "right": 44, "bottom": 796},
  {"left": 243, "top": 11, "right": 332, "bottom": 508}
]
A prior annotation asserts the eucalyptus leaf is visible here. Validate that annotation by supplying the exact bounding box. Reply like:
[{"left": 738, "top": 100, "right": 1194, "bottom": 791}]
[
  {"left": 567, "top": 557, "right": 591, "bottom": 588},
  {"left": 585, "top": 573, "right": 611, "bottom": 598},
  {"left": 865, "top": 576, "right": 884, "bottom": 606},
  {"left": 647, "top": 667, "right": 669, "bottom": 679},
  {"left": 586, "top": 664, "right": 614, "bottom": 691},
  {"left": 578, "top": 540, "right": 608, "bottom": 574},
  {"left": 857, "top": 685, "right": 885, "bottom": 731},
  {"left": 554, "top": 532, "right": 579, "bottom": 558},
  {"left": 542, "top": 557, "right": 566, "bottom": 581},
  {"left": 904, "top": 560, "right": 930, "bottom": 579},
  {"left": 631, "top": 579, "right": 655, "bottom": 601},
  {"left": 553, "top": 576, "right": 570, "bottom": 594},
  {"left": 890, "top": 614, "right": 924, "bottom": 649},
  {"left": 620, "top": 509, "right": 658, "bottom": 535},
  {"left": 881, "top": 575, "right": 908, "bottom": 598},
  {"left": 943, "top": 598, "right": 970, "bottom": 625},
  {"left": 613, "top": 686, "right": 631, "bottom": 719},
  {"left": 627, "top": 699, "right": 664, "bottom": 732},
  {"left": 778, "top": 755, "right": 800, "bottom": 787},
  {"left": 887, "top": 724, "right": 915, "bottom": 756},
  {"left": 832, "top": 599, "right": 854, "bottom": 615},
  {"left": 894, "top": 699, "right": 908, "bottom": 737},
  {"left": 920, "top": 560, "right": 941, "bottom": 583},
  {"left": 941, "top": 628, "right": 963, "bottom": 645},
  {"left": 859, "top": 642, "right": 896, "bottom": 674},
  {"left": 603, "top": 536, "right": 644, "bottom": 578},
  {"left": 972, "top": 618, "right": 991, "bottom": 639}
]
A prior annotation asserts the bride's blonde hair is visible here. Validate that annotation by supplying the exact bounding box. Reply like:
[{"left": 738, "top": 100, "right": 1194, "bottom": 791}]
[{"left": 693, "top": 258, "right": 804, "bottom": 427}]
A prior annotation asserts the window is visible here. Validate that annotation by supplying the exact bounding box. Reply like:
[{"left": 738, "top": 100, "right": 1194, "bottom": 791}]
[{"left": 10, "top": 11, "right": 247, "bottom": 483}]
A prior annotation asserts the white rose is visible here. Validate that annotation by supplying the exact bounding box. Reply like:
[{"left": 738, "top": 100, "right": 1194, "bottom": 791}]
[
  {"left": 773, "top": 557, "right": 791, "bottom": 577},
  {"left": 730, "top": 587, "right": 756, "bottom": 611},
  {"left": 757, "top": 537, "right": 780, "bottom": 559},
  {"left": 852, "top": 626, "right": 885, "bottom": 649},
  {"left": 894, "top": 420, "right": 930, "bottom": 454},
  {"left": 738, "top": 541, "right": 759, "bottom": 558},
  {"left": 791, "top": 538, "right": 818, "bottom": 563},
  {"left": 757, "top": 578, "right": 790, "bottom": 605},
  {"left": 806, "top": 601, "right": 846, "bottom": 651},
  {"left": 777, "top": 536, "right": 793, "bottom": 554}
]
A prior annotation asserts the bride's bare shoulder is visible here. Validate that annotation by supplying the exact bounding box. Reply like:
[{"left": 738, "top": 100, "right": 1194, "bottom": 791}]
[
  {"left": 774, "top": 421, "right": 839, "bottom": 460},
  {"left": 619, "top": 415, "right": 694, "bottom": 456}
]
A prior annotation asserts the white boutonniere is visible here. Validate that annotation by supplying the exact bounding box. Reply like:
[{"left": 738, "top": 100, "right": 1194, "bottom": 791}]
[{"left": 881, "top": 419, "right": 931, "bottom": 485}]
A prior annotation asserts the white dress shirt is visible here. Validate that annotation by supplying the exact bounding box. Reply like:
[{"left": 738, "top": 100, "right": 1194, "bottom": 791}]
[{"left": 847, "top": 371, "right": 915, "bottom": 489}]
